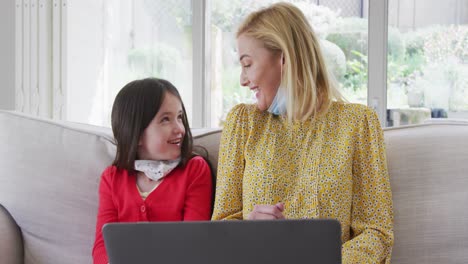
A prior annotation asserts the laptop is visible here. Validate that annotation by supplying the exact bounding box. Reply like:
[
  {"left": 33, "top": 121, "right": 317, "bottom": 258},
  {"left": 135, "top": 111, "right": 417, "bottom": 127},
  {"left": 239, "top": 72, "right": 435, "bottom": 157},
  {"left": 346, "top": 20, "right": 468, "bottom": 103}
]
[{"left": 103, "top": 219, "right": 342, "bottom": 264}]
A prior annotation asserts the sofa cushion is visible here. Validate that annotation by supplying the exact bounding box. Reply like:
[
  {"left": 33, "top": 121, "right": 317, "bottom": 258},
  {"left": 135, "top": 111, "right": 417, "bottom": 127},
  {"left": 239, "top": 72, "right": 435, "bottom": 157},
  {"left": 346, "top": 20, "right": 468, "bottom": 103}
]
[
  {"left": 0, "top": 110, "right": 116, "bottom": 264},
  {"left": 192, "top": 128, "right": 222, "bottom": 177},
  {"left": 384, "top": 123, "right": 468, "bottom": 263}
]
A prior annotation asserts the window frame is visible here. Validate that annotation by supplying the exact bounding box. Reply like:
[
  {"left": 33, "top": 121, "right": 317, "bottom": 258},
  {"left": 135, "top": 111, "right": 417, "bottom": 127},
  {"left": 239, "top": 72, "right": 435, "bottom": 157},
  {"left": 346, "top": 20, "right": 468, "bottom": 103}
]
[{"left": 367, "top": 0, "right": 388, "bottom": 127}]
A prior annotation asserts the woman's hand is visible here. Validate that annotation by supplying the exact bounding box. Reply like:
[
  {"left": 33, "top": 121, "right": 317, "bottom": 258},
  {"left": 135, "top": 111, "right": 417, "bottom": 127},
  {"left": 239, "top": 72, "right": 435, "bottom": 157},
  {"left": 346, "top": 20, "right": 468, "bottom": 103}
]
[{"left": 247, "top": 202, "right": 285, "bottom": 220}]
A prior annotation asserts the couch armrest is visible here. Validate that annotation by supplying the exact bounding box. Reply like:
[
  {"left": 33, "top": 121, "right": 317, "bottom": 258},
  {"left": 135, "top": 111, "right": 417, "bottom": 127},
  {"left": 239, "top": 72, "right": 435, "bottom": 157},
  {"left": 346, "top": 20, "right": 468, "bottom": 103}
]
[{"left": 0, "top": 204, "right": 23, "bottom": 264}]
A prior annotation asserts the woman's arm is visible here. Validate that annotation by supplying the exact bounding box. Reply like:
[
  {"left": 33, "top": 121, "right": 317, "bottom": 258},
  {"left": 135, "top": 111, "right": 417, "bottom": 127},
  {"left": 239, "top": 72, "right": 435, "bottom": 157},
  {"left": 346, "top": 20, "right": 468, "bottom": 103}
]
[
  {"left": 92, "top": 167, "right": 118, "bottom": 264},
  {"left": 183, "top": 157, "right": 213, "bottom": 220},
  {"left": 211, "top": 104, "right": 249, "bottom": 220},
  {"left": 342, "top": 108, "right": 394, "bottom": 264}
]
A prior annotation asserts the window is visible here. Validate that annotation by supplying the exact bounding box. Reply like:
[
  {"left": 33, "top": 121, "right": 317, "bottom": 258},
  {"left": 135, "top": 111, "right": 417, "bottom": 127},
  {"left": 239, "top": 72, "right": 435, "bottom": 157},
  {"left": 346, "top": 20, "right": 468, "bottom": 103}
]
[
  {"left": 387, "top": 0, "right": 468, "bottom": 127},
  {"left": 66, "top": 0, "right": 193, "bottom": 127},
  {"left": 15, "top": 0, "right": 468, "bottom": 128}
]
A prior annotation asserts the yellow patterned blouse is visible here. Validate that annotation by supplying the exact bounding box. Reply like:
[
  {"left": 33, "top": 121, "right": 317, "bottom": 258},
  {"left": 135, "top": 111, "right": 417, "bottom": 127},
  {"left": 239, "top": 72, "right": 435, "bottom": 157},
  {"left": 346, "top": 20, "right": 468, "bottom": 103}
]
[{"left": 212, "top": 102, "right": 394, "bottom": 263}]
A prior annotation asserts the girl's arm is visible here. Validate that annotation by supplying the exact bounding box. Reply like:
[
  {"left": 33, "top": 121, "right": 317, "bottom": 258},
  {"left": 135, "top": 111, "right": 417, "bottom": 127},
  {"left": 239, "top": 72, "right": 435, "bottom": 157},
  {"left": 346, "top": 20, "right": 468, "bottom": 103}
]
[
  {"left": 183, "top": 156, "right": 213, "bottom": 220},
  {"left": 211, "top": 104, "right": 249, "bottom": 220},
  {"left": 92, "top": 167, "right": 118, "bottom": 264},
  {"left": 342, "top": 108, "right": 394, "bottom": 264}
]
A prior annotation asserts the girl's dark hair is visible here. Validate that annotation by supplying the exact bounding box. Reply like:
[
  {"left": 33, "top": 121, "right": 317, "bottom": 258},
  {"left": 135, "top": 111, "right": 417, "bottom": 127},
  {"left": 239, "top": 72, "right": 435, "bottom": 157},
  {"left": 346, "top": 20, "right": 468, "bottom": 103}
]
[{"left": 111, "top": 78, "right": 193, "bottom": 171}]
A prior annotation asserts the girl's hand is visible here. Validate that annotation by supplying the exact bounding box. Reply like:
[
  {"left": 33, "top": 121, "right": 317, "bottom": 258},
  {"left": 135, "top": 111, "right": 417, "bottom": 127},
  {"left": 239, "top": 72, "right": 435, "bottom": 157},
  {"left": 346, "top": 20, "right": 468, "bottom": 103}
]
[{"left": 247, "top": 202, "right": 285, "bottom": 220}]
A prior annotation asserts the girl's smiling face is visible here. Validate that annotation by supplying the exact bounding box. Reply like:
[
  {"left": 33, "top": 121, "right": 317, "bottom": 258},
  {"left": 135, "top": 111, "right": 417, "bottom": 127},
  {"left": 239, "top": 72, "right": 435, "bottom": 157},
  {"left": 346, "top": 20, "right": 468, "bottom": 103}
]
[{"left": 138, "top": 92, "right": 185, "bottom": 161}]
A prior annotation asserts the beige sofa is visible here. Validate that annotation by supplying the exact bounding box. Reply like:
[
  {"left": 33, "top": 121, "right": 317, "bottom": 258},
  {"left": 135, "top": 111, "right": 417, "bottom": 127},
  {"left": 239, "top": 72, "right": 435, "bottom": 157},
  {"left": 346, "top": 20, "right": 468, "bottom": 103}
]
[{"left": 1, "top": 109, "right": 467, "bottom": 263}]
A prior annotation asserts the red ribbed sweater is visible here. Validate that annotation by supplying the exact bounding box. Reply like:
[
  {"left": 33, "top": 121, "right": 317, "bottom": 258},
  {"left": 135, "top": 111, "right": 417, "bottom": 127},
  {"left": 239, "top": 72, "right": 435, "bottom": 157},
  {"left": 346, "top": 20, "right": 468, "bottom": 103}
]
[{"left": 92, "top": 156, "right": 213, "bottom": 264}]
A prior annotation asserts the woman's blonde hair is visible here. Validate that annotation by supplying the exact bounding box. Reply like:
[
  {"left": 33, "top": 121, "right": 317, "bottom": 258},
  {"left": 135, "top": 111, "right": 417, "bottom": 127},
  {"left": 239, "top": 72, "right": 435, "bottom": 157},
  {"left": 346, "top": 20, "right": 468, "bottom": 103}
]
[{"left": 237, "top": 2, "right": 344, "bottom": 121}]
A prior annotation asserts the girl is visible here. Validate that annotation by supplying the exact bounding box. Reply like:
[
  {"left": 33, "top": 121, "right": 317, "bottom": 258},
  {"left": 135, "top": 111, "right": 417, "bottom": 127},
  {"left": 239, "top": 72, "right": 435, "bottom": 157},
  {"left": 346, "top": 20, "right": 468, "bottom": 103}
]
[{"left": 93, "top": 78, "right": 213, "bottom": 264}]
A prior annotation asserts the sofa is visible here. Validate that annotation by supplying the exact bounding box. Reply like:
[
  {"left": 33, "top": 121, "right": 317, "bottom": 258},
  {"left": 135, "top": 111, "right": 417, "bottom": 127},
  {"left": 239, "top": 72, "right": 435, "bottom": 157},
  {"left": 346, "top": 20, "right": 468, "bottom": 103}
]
[{"left": 1, "top": 109, "right": 467, "bottom": 264}]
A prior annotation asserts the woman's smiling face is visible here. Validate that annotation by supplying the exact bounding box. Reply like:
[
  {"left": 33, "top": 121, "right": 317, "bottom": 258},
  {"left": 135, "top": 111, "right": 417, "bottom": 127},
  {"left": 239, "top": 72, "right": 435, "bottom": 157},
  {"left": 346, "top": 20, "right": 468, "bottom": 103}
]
[{"left": 237, "top": 34, "right": 283, "bottom": 111}]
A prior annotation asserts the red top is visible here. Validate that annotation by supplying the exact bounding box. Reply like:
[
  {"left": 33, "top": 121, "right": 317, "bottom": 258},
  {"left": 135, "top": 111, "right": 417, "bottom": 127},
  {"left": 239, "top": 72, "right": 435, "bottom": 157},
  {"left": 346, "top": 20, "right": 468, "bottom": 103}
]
[{"left": 92, "top": 156, "right": 213, "bottom": 264}]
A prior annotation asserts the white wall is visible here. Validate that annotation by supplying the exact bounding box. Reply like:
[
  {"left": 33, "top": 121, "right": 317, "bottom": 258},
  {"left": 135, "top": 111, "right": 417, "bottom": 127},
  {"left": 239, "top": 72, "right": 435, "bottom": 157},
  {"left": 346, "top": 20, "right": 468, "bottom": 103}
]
[{"left": 0, "top": 1, "right": 15, "bottom": 110}]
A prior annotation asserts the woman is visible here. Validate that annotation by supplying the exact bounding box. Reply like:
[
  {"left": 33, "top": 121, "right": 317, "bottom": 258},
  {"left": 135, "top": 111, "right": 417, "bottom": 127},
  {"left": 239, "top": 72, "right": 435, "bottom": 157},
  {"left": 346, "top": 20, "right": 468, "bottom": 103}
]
[{"left": 212, "top": 2, "right": 394, "bottom": 263}]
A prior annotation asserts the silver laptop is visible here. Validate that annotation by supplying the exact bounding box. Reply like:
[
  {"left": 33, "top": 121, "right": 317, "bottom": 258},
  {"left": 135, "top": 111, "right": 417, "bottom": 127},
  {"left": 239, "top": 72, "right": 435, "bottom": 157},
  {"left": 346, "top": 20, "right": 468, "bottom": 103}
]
[{"left": 103, "top": 219, "right": 341, "bottom": 264}]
